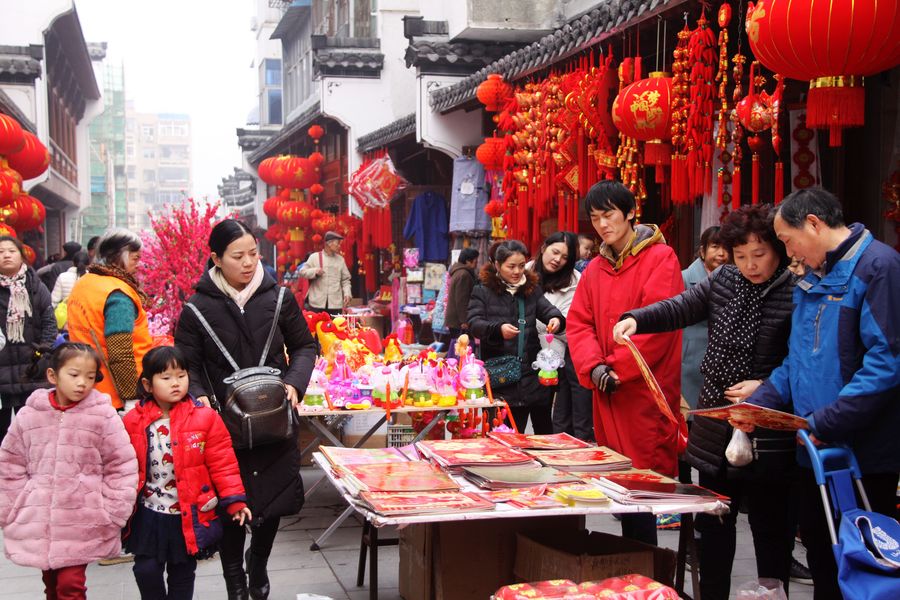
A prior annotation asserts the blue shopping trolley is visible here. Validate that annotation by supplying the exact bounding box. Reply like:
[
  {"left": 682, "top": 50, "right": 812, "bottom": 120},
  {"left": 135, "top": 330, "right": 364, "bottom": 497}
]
[{"left": 798, "top": 430, "right": 900, "bottom": 600}]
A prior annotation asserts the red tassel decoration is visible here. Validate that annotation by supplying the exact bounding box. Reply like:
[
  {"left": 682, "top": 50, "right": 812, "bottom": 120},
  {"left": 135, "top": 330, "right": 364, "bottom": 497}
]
[
  {"left": 751, "top": 154, "right": 760, "bottom": 205},
  {"left": 806, "top": 84, "right": 865, "bottom": 147},
  {"left": 732, "top": 165, "right": 741, "bottom": 210},
  {"left": 717, "top": 169, "right": 724, "bottom": 207},
  {"left": 774, "top": 162, "right": 784, "bottom": 204}
]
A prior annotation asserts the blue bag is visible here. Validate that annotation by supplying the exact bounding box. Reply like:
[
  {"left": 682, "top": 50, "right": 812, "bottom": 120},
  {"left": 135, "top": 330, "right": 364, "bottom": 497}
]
[{"left": 837, "top": 508, "right": 900, "bottom": 600}]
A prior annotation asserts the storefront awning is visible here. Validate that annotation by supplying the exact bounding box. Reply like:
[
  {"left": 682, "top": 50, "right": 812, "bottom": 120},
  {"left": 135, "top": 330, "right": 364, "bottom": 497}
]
[{"left": 429, "top": 0, "right": 686, "bottom": 113}]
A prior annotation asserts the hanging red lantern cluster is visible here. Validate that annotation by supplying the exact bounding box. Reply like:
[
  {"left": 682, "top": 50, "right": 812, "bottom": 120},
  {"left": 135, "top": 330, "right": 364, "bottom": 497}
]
[
  {"left": 0, "top": 114, "right": 48, "bottom": 238},
  {"left": 746, "top": 0, "right": 900, "bottom": 146},
  {"left": 476, "top": 137, "right": 506, "bottom": 172},
  {"left": 258, "top": 155, "right": 317, "bottom": 190},
  {"left": 612, "top": 71, "right": 673, "bottom": 178}
]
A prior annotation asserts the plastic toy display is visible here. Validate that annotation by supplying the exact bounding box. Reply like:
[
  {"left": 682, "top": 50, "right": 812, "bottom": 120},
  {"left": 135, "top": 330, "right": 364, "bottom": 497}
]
[{"left": 533, "top": 334, "right": 564, "bottom": 386}]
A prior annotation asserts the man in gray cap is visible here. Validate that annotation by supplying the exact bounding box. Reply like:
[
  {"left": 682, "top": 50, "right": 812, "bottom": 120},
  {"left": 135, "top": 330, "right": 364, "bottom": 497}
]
[{"left": 298, "top": 231, "right": 352, "bottom": 314}]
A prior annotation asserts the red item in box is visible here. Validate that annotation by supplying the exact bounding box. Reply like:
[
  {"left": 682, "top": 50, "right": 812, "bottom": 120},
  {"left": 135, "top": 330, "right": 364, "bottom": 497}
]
[
  {"left": 493, "top": 579, "right": 584, "bottom": 599},
  {"left": 577, "top": 574, "right": 679, "bottom": 599}
]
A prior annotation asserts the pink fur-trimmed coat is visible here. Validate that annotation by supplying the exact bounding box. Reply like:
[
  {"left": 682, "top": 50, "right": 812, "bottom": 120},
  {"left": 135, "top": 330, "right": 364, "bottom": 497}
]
[{"left": 0, "top": 387, "right": 138, "bottom": 570}]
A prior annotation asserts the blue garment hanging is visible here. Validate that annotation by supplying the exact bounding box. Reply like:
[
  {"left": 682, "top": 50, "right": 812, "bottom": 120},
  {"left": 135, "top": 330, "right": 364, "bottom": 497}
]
[{"left": 403, "top": 191, "right": 449, "bottom": 262}]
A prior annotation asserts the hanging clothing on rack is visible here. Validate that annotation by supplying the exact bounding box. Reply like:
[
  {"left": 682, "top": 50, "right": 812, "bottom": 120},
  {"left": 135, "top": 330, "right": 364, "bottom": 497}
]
[
  {"left": 449, "top": 157, "right": 491, "bottom": 233},
  {"left": 403, "top": 191, "right": 449, "bottom": 263}
]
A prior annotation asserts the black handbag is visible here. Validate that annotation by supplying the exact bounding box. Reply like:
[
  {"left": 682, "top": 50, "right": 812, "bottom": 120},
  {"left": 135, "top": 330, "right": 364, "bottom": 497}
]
[
  {"left": 185, "top": 287, "right": 295, "bottom": 449},
  {"left": 483, "top": 297, "right": 526, "bottom": 388}
]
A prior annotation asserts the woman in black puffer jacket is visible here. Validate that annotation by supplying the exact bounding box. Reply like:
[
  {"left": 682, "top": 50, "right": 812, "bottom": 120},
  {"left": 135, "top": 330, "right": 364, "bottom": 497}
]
[
  {"left": 467, "top": 240, "right": 564, "bottom": 434},
  {"left": 613, "top": 205, "right": 797, "bottom": 600}
]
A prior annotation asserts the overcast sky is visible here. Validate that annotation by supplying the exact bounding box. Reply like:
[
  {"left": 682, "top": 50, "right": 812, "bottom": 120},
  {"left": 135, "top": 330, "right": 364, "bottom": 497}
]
[{"left": 75, "top": 0, "right": 258, "bottom": 201}]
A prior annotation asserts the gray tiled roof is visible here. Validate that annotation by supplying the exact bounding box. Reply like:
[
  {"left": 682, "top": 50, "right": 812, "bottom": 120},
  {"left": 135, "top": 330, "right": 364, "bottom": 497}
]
[
  {"left": 405, "top": 37, "right": 524, "bottom": 71},
  {"left": 429, "top": 0, "right": 677, "bottom": 112},
  {"left": 313, "top": 49, "right": 384, "bottom": 78},
  {"left": 0, "top": 45, "right": 42, "bottom": 83},
  {"left": 357, "top": 113, "right": 416, "bottom": 153}
]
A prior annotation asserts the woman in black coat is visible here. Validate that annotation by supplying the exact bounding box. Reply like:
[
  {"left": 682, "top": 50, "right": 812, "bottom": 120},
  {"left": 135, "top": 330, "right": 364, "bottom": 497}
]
[
  {"left": 467, "top": 239, "right": 564, "bottom": 434},
  {"left": 175, "top": 220, "right": 316, "bottom": 600},
  {"left": 613, "top": 205, "right": 797, "bottom": 600},
  {"left": 0, "top": 236, "right": 56, "bottom": 443}
]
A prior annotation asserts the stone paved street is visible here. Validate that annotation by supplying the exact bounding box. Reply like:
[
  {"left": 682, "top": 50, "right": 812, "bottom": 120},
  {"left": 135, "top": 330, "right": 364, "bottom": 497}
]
[{"left": 0, "top": 467, "right": 816, "bottom": 600}]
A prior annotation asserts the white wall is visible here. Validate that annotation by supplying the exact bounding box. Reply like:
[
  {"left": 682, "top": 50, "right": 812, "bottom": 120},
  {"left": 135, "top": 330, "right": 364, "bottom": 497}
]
[{"left": 416, "top": 74, "right": 482, "bottom": 158}]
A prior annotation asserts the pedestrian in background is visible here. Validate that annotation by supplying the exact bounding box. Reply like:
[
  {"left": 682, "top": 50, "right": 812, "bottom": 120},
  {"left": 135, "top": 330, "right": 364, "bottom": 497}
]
[
  {"left": 529, "top": 231, "right": 594, "bottom": 441},
  {"left": 0, "top": 236, "right": 56, "bottom": 442},
  {"left": 66, "top": 229, "right": 153, "bottom": 412},
  {"left": 0, "top": 343, "right": 137, "bottom": 600},
  {"left": 468, "top": 239, "right": 564, "bottom": 435},
  {"left": 38, "top": 240, "right": 81, "bottom": 292},
  {"left": 298, "top": 231, "right": 351, "bottom": 315},
  {"left": 444, "top": 247, "right": 479, "bottom": 345}
]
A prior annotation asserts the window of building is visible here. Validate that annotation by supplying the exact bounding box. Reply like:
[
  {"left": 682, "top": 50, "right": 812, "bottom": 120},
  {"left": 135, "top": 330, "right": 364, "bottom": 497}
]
[
  {"left": 267, "top": 89, "right": 282, "bottom": 126},
  {"left": 158, "top": 122, "right": 189, "bottom": 137},
  {"left": 264, "top": 58, "right": 282, "bottom": 86},
  {"left": 143, "top": 169, "right": 156, "bottom": 182},
  {"left": 161, "top": 145, "right": 189, "bottom": 160},
  {"left": 142, "top": 147, "right": 155, "bottom": 159},
  {"left": 141, "top": 125, "right": 154, "bottom": 140},
  {"left": 158, "top": 166, "right": 189, "bottom": 182},
  {"left": 127, "top": 165, "right": 136, "bottom": 178},
  {"left": 126, "top": 144, "right": 135, "bottom": 158}
]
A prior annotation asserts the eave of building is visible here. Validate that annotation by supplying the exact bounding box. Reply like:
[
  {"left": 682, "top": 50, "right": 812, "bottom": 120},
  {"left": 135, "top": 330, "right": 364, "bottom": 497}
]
[
  {"left": 47, "top": 7, "right": 101, "bottom": 101},
  {"left": 237, "top": 126, "right": 281, "bottom": 151},
  {"left": 0, "top": 45, "right": 43, "bottom": 84},
  {"left": 311, "top": 36, "right": 383, "bottom": 78},
  {"left": 357, "top": 113, "right": 416, "bottom": 154},
  {"left": 404, "top": 36, "right": 526, "bottom": 75},
  {"left": 247, "top": 101, "right": 322, "bottom": 165},
  {"left": 0, "top": 89, "right": 37, "bottom": 132},
  {"left": 271, "top": 0, "right": 312, "bottom": 40},
  {"left": 429, "top": 0, "right": 684, "bottom": 114}
]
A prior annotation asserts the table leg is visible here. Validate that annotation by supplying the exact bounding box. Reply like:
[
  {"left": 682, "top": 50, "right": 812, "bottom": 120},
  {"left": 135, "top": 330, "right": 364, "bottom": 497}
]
[
  {"left": 369, "top": 523, "right": 379, "bottom": 600},
  {"left": 676, "top": 513, "right": 700, "bottom": 600},
  {"left": 305, "top": 416, "right": 346, "bottom": 447},
  {"left": 309, "top": 505, "right": 356, "bottom": 551},
  {"left": 357, "top": 520, "right": 369, "bottom": 587},
  {"left": 353, "top": 415, "right": 387, "bottom": 447}
]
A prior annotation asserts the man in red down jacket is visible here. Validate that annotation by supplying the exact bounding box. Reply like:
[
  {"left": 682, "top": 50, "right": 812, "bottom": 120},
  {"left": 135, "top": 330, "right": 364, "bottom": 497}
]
[{"left": 568, "top": 180, "right": 684, "bottom": 545}]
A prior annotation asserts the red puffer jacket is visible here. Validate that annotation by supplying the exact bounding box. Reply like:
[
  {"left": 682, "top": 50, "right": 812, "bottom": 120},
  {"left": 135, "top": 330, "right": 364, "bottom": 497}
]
[{"left": 123, "top": 398, "right": 247, "bottom": 555}]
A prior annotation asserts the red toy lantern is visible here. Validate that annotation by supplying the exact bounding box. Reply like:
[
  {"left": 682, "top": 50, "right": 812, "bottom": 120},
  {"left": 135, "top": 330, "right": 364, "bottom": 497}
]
[
  {"left": 6, "top": 131, "right": 49, "bottom": 180},
  {"left": 308, "top": 124, "right": 325, "bottom": 140},
  {"left": 0, "top": 114, "right": 25, "bottom": 155},
  {"left": 746, "top": 0, "right": 900, "bottom": 146},
  {"left": 476, "top": 74, "right": 513, "bottom": 112},
  {"left": 612, "top": 72, "right": 674, "bottom": 168},
  {"left": 476, "top": 137, "right": 506, "bottom": 171}
]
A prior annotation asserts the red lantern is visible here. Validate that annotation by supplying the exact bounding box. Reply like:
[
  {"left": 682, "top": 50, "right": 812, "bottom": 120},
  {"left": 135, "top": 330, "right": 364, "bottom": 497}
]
[
  {"left": 310, "top": 183, "right": 324, "bottom": 196},
  {"left": 612, "top": 72, "right": 674, "bottom": 167},
  {"left": 6, "top": 131, "right": 49, "bottom": 179},
  {"left": 476, "top": 74, "right": 513, "bottom": 112},
  {"left": 0, "top": 167, "right": 22, "bottom": 206},
  {"left": 484, "top": 199, "right": 505, "bottom": 218},
  {"left": 309, "top": 151, "right": 325, "bottom": 166},
  {"left": 278, "top": 200, "right": 312, "bottom": 229},
  {"left": 8, "top": 194, "right": 45, "bottom": 231},
  {"left": 0, "top": 222, "right": 15, "bottom": 237},
  {"left": 311, "top": 233, "right": 323, "bottom": 245},
  {"left": 476, "top": 137, "right": 506, "bottom": 171},
  {"left": 263, "top": 196, "right": 283, "bottom": 220},
  {"left": 0, "top": 114, "right": 25, "bottom": 155},
  {"left": 20, "top": 244, "right": 35, "bottom": 265},
  {"left": 746, "top": 0, "right": 900, "bottom": 146},
  {"left": 308, "top": 124, "right": 325, "bottom": 140},
  {"left": 736, "top": 94, "right": 774, "bottom": 134}
]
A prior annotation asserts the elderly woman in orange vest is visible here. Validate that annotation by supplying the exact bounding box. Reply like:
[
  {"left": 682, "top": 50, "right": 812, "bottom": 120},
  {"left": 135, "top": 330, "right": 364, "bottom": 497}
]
[{"left": 67, "top": 229, "right": 153, "bottom": 410}]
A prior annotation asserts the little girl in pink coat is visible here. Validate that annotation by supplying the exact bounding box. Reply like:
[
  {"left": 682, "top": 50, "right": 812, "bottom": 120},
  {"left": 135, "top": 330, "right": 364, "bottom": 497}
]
[{"left": 0, "top": 343, "right": 137, "bottom": 600}]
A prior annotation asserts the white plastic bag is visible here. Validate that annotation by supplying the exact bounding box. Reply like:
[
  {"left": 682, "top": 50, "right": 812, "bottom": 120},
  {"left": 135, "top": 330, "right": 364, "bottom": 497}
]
[
  {"left": 725, "top": 428, "right": 753, "bottom": 466},
  {"left": 736, "top": 578, "right": 787, "bottom": 600}
]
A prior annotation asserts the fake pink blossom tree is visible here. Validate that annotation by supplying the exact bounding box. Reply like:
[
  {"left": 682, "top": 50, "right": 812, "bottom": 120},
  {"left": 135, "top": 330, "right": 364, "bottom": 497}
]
[{"left": 138, "top": 198, "right": 222, "bottom": 337}]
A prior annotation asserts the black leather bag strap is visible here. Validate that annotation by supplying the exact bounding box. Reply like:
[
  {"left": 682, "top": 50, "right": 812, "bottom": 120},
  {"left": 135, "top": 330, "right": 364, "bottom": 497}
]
[
  {"left": 185, "top": 302, "right": 240, "bottom": 372},
  {"left": 259, "top": 287, "right": 286, "bottom": 367},
  {"left": 516, "top": 296, "right": 526, "bottom": 361}
]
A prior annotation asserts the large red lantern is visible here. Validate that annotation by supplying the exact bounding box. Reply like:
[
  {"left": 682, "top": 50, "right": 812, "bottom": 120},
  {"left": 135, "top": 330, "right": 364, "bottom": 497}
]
[
  {"left": 6, "top": 131, "right": 49, "bottom": 179},
  {"left": 476, "top": 137, "right": 506, "bottom": 171},
  {"left": 8, "top": 194, "right": 45, "bottom": 231},
  {"left": 0, "top": 114, "right": 25, "bottom": 155},
  {"left": 476, "top": 74, "right": 513, "bottom": 112},
  {"left": 746, "top": 0, "right": 900, "bottom": 146},
  {"left": 0, "top": 222, "right": 15, "bottom": 237},
  {"left": 20, "top": 244, "right": 35, "bottom": 265},
  {"left": 0, "top": 167, "right": 22, "bottom": 206},
  {"left": 612, "top": 72, "right": 674, "bottom": 167},
  {"left": 278, "top": 200, "right": 312, "bottom": 229},
  {"left": 263, "top": 196, "right": 283, "bottom": 220}
]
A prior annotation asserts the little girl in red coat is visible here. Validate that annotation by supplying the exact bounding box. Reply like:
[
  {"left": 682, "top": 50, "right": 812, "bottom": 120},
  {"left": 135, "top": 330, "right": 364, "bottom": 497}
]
[{"left": 123, "top": 346, "right": 251, "bottom": 600}]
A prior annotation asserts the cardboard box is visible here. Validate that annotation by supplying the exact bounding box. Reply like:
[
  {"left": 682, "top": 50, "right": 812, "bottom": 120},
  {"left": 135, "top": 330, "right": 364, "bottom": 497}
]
[
  {"left": 514, "top": 530, "right": 676, "bottom": 587},
  {"left": 399, "top": 515, "right": 584, "bottom": 600},
  {"left": 341, "top": 412, "right": 388, "bottom": 449}
]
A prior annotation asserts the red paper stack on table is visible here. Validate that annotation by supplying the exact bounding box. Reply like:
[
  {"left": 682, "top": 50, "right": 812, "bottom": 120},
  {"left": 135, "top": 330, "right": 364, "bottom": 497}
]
[{"left": 493, "top": 574, "right": 679, "bottom": 600}]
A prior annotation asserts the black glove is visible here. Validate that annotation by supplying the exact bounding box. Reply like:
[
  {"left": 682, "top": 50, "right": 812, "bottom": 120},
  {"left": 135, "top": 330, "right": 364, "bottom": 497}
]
[{"left": 591, "top": 364, "right": 619, "bottom": 393}]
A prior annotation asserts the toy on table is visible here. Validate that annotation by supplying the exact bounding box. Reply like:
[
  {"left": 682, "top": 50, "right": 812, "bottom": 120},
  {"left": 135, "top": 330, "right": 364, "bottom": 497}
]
[
  {"left": 430, "top": 360, "right": 457, "bottom": 407},
  {"left": 301, "top": 357, "right": 329, "bottom": 409},
  {"left": 370, "top": 366, "right": 401, "bottom": 408},
  {"left": 383, "top": 333, "right": 403, "bottom": 363},
  {"left": 532, "top": 334, "right": 564, "bottom": 386},
  {"left": 404, "top": 362, "right": 432, "bottom": 406},
  {"left": 327, "top": 342, "right": 356, "bottom": 407},
  {"left": 455, "top": 335, "right": 487, "bottom": 401}
]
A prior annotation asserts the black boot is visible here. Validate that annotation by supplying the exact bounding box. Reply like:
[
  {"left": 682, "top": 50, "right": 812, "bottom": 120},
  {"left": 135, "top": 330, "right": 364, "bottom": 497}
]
[
  {"left": 246, "top": 548, "right": 271, "bottom": 600},
  {"left": 222, "top": 554, "right": 249, "bottom": 600}
]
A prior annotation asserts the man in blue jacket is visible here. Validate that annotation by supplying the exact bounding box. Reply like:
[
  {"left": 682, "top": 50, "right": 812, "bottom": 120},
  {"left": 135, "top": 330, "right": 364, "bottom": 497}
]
[{"left": 737, "top": 187, "right": 900, "bottom": 599}]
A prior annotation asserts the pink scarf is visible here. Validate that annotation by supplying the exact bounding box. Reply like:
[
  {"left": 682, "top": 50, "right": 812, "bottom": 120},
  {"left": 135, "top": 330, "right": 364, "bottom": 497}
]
[{"left": 0, "top": 264, "right": 31, "bottom": 343}]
